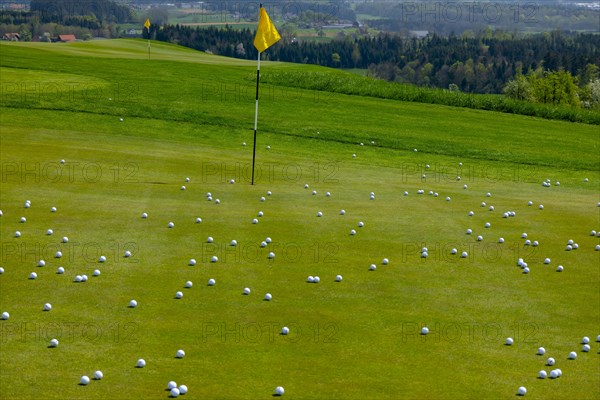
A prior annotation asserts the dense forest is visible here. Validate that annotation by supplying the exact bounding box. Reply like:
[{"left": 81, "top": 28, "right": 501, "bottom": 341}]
[{"left": 154, "top": 25, "right": 600, "bottom": 95}]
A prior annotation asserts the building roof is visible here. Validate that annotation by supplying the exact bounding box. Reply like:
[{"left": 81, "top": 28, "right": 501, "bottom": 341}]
[{"left": 58, "top": 34, "right": 77, "bottom": 42}]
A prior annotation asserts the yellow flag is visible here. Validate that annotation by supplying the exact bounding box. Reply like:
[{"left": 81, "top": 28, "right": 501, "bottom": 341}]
[
  {"left": 253, "top": 7, "right": 280, "bottom": 53},
  {"left": 144, "top": 19, "right": 150, "bottom": 30}
]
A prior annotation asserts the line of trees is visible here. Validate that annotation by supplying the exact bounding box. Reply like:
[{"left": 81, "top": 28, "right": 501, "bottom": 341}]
[{"left": 153, "top": 24, "right": 600, "bottom": 97}]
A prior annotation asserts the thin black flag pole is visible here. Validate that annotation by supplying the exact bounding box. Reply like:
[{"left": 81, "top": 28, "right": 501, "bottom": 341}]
[{"left": 251, "top": 50, "right": 261, "bottom": 185}]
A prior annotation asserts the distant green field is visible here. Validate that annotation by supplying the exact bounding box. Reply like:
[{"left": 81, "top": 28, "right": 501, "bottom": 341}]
[{"left": 0, "top": 39, "right": 599, "bottom": 400}]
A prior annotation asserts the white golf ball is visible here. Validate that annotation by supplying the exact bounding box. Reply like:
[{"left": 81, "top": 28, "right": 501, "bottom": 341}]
[
  {"left": 50, "top": 338, "right": 59, "bottom": 347},
  {"left": 568, "top": 351, "right": 577, "bottom": 359},
  {"left": 275, "top": 386, "right": 285, "bottom": 396},
  {"left": 62, "top": 236, "right": 69, "bottom": 243},
  {"left": 176, "top": 349, "right": 185, "bottom": 358},
  {"left": 524, "top": 240, "right": 531, "bottom": 246},
  {"left": 47, "top": 229, "right": 53, "bottom": 235},
  {"left": 445, "top": 197, "right": 451, "bottom": 201},
  {"left": 0, "top": 267, "right": 3, "bottom": 274},
  {"left": 505, "top": 337, "right": 514, "bottom": 345},
  {"left": 189, "top": 259, "right": 196, "bottom": 266},
  {"left": 481, "top": 202, "right": 486, "bottom": 207},
  {"left": 582, "top": 344, "right": 590, "bottom": 352},
  {"left": 14, "top": 231, "right": 21, "bottom": 238},
  {"left": 488, "top": 206, "right": 494, "bottom": 211},
  {"left": 421, "top": 327, "right": 429, "bottom": 335},
  {"left": 30, "top": 272, "right": 37, "bottom": 279},
  {"left": 421, "top": 251, "right": 428, "bottom": 258},
  {"left": 484, "top": 222, "right": 491, "bottom": 228},
  {"left": 181, "top": 185, "right": 186, "bottom": 191},
  {"left": 451, "top": 248, "right": 457, "bottom": 255},
  {"left": 544, "top": 258, "right": 550, "bottom": 264},
  {"left": 461, "top": 251, "right": 468, "bottom": 258},
  {"left": 466, "top": 229, "right": 472, "bottom": 235},
  {"left": 556, "top": 368, "right": 562, "bottom": 377},
  {"left": 260, "top": 196, "right": 265, "bottom": 202},
  {"left": 136, "top": 359, "right": 146, "bottom": 368},
  {"left": 261, "top": 241, "right": 267, "bottom": 248},
  {"left": 317, "top": 212, "right": 323, "bottom": 217},
  {"left": 124, "top": 250, "right": 131, "bottom": 258},
  {"left": 314, "top": 276, "right": 320, "bottom": 283},
  {"left": 521, "top": 233, "right": 527, "bottom": 238},
  {"left": 266, "top": 145, "right": 270, "bottom": 150},
  {"left": 242, "top": 142, "right": 246, "bottom": 146},
  {"left": 168, "top": 381, "right": 178, "bottom": 389},
  {"left": 339, "top": 209, "right": 345, "bottom": 215},
  {"left": 382, "top": 258, "right": 389, "bottom": 265},
  {"left": 44, "top": 303, "right": 52, "bottom": 311},
  {"left": 281, "top": 326, "right": 289, "bottom": 335},
  {"left": 141, "top": 212, "right": 148, "bottom": 219},
  {"left": 326, "top": 192, "right": 331, "bottom": 197},
  {"left": 498, "top": 238, "right": 505, "bottom": 243},
  {"left": 252, "top": 218, "right": 258, "bottom": 224},
  {"left": 539, "top": 205, "right": 544, "bottom": 210},
  {"left": 185, "top": 177, "right": 190, "bottom": 182},
  {"left": 93, "top": 269, "right": 100, "bottom": 276},
  {"left": 336, "top": 275, "right": 343, "bottom": 282},
  {"left": 81, "top": 274, "right": 88, "bottom": 282},
  {"left": 99, "top": 255, "right": 106, "bottom": 263},
  {"left": 304, "top": 184, "right": 309, "bottom": 189},
  {"left": 264, "top": 293, "right": 272, "bottom": 301},
  {"left": 358, "top": 221, "right": 364, "bottom": 227},
  {"left": 517, "top": 386, "right": 526, "bottom": 396},
  {"left": 312, "top": 190, "right": 317, "bottom": 195},
  {"left": 582, "top": 336, "right": 590, "bottom": 344},
  {"left": 229, "top": 179, "right": 235, "bottom": 184},
  {"left": 532, "top": 241, "right": 539, "bottom": 247},
  {"left": 546, "top": 357, "right": 555, "bottom": 366},
  {"left": 55, "top": 251, "right": 62, "bottom": 258},
  {"left": 168, "top": 222, "right": 174, "bottom": 228},
  {"left": 179, "top": 385, "right": 188, "bottom": 394},
  {"left": 1, "top": 312, "right": 9, "bottom": 320},
  {"left": 74, "top": 275, "right": 82, "bottom": 282},
  {"left": 528, "top": 201, "right": 533, "bottom": 206},
  {"left": 468, "top": 211, "right": 474, "bottom": 216},
  {"left": 352, "top": 153, "right": 356, "bottom": 158},
  {"left": 523, "top": 267, "right": 530, "bottom": 274},
  {"left": 60, "top": 159, "right": 65, "bottom": 164},
  {"left": 94, "top": 371, "right": 103, "bottom": 380},
  {"left": 268, "top": 252, "right": 275, "bottom": 259},
  {"left": 38, "top": 260, "right": 46, "bottom": 267},
  {"left": 185, "top": 281, "right": 193, "bottom": 288},
  {"left": 129, "top": 300, "right": 137, "bottom": 308},
  {"left": 307, "top": 276, "right": 314, "bottom": 283},
  {"left": 257, "top": 211, "right": 264, "bottom": 217},
  {"left": 80, "top": 376, "right": 90, "bottom": 385},
  {"left": 538, "top": 370, "right": 547, "bottom": 379},
  {"left": 369, "top": 264, "right": 376, "bottom": 271},
  {"left": 196, "top": 217, "right": 202, "bottom": 223},
  {"left": 243, "top": 287, "right": 251, "bottom": 295},
  {"left": 20, "top": 217, "right": 26, "bottom": 223},
  {"left": 350, "top": 229, "right": 356, "bottom": 235},
  {"left": 537, "top": 347, "right": 545, "bottom": 355},
  {"left": 208, "top": 278, "right": 216, "bottom": 286},
  {"left": 215, "top": 199, "right": 220, "bottom": 204},
  {"left": 266, "top": 191, "right": 272, "bottom": 196},
  {"left": 120, "top": 118, "right": 124, "bottom": 122},
  {"left": 175, "top": 291, "right": 183, "bottom": 299},
  {"left": 57, "top": 266, "right": 64, "bottom": 274},
  {"left": 477, "top": 235, "right": 483, "bottom": 241},
  {"left": 265, "top": 237, "right": 272, "bottom": 243},
  {"left": 549, "top": 370, "right": 558, "bottom": 379},
  {"left": 211, "top": 256, "right": 218, "bottom": 263}
]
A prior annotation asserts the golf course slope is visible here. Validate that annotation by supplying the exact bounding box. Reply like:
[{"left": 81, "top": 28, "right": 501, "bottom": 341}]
[{"left": 0, "top": 39, "right": 599, "bottom": 399}]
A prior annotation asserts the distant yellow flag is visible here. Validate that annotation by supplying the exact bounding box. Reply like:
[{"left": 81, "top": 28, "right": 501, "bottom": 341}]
[
  {"left": 253, "top": 7, "right": 280, "bottom": 53},
  {"left": 144, "top": 19, "right": 150, "bottom": 30}
]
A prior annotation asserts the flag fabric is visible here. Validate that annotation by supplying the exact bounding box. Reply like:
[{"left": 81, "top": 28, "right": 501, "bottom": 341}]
[
  {"left": 253, "top": 7, "right": 280, "bottom": 53},
  {"left": 144, "top": 19, "right": 150, "bottom": 30}
]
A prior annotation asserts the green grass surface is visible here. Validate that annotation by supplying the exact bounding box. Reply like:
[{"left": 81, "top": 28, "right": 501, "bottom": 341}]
[{"left": 0, "top": 39, "right": 599, "bottom": 400}]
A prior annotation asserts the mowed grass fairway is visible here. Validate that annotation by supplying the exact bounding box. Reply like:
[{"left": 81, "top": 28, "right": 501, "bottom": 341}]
[{"left": 0, "top": 39, "right": 599, "bottom": 399}]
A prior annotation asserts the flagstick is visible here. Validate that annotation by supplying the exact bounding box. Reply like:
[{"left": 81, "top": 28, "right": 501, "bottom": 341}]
[
  {"left": 251, "top": 51, "right": 261, "bottom": 185},
  {"left": 147, "top": 38, "right": 150, "bottom": 60}
]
